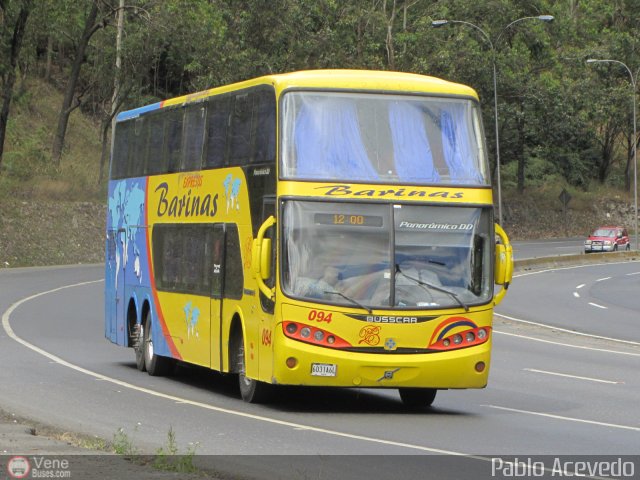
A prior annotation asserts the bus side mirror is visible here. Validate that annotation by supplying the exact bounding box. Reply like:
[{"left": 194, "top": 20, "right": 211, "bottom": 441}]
[
  {"left": 251, "top": 237, "right": 272, "bottom": 280},
  {"left": 494, "top": 243, "right": 509, "bottom": 285},
  {"left": 252, "top": 216, "right": 276, "bottom": 300},
  {"left": 259, "top": 238, "right": 271, "bottom": 280},
  {"left": 493, "top": 223, "right": 513, "bottom": 306}
]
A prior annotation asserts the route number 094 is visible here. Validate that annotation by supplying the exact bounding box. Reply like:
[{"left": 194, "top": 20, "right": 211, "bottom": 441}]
[{"left": 308, "top": 310, "right": 333, "bottom": 323}]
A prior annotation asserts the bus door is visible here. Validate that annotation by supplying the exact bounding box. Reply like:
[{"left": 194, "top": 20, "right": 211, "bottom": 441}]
[
  {"left": 209, "top": 224, "right": 225, "bottom": 371},
  {"left": 258, "top": 199, "right": 276, "bottom": 379}
]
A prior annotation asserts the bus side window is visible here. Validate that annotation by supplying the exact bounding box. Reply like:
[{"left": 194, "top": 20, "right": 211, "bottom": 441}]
[
  {"left": 252, "top": 90, "right": 276, "bottom": 164},
  {"left": 228, "top": 93, "right": 252, "bottom": 166},
  {"left": 146, "top": 113, "right": 167, "bottom": 175},
  {"left": 130, "top": 117, "right": 148, "bottom": 178},
  {"left": 111, "top": 121, "right": 131, "bottom": 179},
  {"left": 182, "top": 105, "right": 206, "bottom": 172},
  {"left": 223, "top": 225, "right": 244, "bottom": 299},
  {"left": 209, "top": 225, "right": 225, "bottom": 298},
  {"left": 182, "top": 226, "right": 206, "bottom": 292},
  {"left": 204, "top": 96, "right": 231, "bottom": 169},
  {"left": 164, "top": 108, "right": 183, "bottom": 173}
]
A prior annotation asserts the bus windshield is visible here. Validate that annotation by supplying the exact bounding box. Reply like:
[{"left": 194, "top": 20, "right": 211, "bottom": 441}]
[
  {"left": 281, "top": 91, "right": 489, "bottom": 185},
  {"left": 282, "top": 201, "right": 492, "bottom": 309}
]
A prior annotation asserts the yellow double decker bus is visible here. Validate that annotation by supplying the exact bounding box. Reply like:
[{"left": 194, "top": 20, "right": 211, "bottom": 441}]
[{"left": 105, "top": 70, "right": 513, "bottom": 406}]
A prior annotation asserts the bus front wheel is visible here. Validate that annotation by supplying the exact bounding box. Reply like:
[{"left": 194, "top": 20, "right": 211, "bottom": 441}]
[
  {"left": 237, "top": 334, "right": 273, "bottom": 403},
  {"left": 398, "top": 388, "right": 437, "bottom": 408}
]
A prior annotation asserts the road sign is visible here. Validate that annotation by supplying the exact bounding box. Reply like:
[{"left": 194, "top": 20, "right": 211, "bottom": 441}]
[{"left": 559, "top": 188, "right": 571, "bottom": 207}]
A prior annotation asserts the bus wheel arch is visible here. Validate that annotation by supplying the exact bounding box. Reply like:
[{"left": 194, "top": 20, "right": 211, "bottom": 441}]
[{"left": 228, "top": 314, "right": 273, "bottom": 403}]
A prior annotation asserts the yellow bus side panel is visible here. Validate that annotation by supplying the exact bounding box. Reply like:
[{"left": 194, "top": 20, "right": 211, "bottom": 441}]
[{"left": 146, "top": 169, "right": 263, "bottom": 373}]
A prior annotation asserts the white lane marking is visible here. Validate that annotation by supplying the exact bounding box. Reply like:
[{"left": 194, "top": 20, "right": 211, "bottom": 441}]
[
  {"left": 1, "top": 280, "right": 464, "bottom": 456},
  {"left": 495, "top": 313, "right": 640, "bottom": 347},
  {"left": 513, "top": 259, "right": 640, "bottom": 278},
  {"left": 588, "top": 302, "right": 607, "bottom": 310},
  {"left": 494, "top": 330, "right": 640, "bottom": 357},
  {"left": 626, "top": 272, "right": 640, "bottom": 276},
  {"left": 576, "top": 284, "right": 585, "bottom": 289},
  {"left": 523, "top": 368, "right": 622, "bottom": 384},
  {"left": 484, "top": 405, "right": 640, "bottom": 432},
  {"left": 573, "top": 292, "right": 580, "bottom": 298},
  {"left": 596, "top": 277, "right": 611, "bottom": 282}
]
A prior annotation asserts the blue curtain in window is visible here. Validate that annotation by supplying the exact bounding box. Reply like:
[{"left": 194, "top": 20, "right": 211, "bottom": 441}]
[
  {"left": 441, "top": 105, "right": 482, "bottom": 183},
  {"left": 388, "top": 102, "right": 439, "bottom": 182},
  {"left": 294, "top": 98, "right": 378, "bottom": 180}
]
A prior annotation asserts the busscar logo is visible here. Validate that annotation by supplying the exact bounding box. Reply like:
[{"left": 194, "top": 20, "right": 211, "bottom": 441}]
[{"left": 346, "top": 313, "right": 436, "bottom": 324}]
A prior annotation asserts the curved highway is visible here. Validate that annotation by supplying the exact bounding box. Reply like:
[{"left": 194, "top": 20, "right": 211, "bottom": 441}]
[{"left": 1, "top": 259, "right": 639, "bottom": 478}]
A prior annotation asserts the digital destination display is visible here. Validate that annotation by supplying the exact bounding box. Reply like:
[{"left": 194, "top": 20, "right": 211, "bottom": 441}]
[{"left": 314, "top": 213, "right": 383, "bottom": 227}]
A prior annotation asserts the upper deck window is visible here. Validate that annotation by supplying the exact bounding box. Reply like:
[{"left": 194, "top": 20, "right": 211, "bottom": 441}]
[{"left": 281, "top": 91, "right": 489, "bottom": 185}]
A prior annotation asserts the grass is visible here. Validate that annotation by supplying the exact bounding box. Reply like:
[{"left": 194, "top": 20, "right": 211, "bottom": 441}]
[
  {"left": 1, "top": 78, "right": 105, "bottom": 202},
  {"left": 0, "top": 78, "right": 106, "bottom": 268},
  {"left": 154, "top": 426, "right": 199, "bottom": 473},
  {"left": 111, "top": 425, "right": 200, "bottom": 474}
]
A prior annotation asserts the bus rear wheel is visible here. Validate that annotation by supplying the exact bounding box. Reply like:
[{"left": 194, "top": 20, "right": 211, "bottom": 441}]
[
  {"left": 134, "top": 322, "right": 146, "bottom": 372},
  {"left": 237, "top": 334, "right": 273, "bottom": 403},
  {"left": 398, "top": 388, "right": 437, "bottom": 408},
  {"left": 143, "top": 312, "right": 174, "bottom": 376}
]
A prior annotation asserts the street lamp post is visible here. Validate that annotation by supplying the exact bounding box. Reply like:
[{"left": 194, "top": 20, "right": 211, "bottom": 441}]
[
  {"left": 587, "top": 58, "right": 639, "bottom": 251},
  {"left": 432, "top": 16, "right": 554, "bottom": 226}
]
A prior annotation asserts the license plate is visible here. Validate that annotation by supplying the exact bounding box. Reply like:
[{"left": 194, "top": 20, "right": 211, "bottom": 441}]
[{"left": 311, "top": 363, "right": 337, "bottom": 377}]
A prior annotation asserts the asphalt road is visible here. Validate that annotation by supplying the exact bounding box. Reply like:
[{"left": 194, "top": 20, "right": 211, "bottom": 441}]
[
  {"left": 511, "top": 238, "right": 586, "bottom": 260},
  {"left": 1, "top": 259, "right": 639, "bottom": 479}
]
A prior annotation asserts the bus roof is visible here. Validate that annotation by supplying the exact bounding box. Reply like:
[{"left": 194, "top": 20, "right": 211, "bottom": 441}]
[{"left": 116, "top": 69, "right": 479, "bottom": 122}]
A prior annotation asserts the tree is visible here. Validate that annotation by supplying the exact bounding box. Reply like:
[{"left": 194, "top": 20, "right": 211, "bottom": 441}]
[
  {"left": 0, "top": 0, "right": 32, "bottom": 169},
  {"left": 51, "top": 0, "right": 109, "bottom": 166}
]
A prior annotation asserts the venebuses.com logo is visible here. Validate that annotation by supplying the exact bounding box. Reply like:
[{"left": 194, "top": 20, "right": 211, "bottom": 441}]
[
  {"left": 6, "top": 456, "right": 30, "bottom": 479},
  {"left": 5, "top": 456, "right": 71, "bottom": 478}
]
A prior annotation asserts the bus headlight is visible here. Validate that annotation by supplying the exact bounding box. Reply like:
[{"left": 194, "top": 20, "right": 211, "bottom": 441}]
[
  {"left": 282, "top": 321, "right": 351, "bottom": 348},
  {"left": 429, "top": 327, "right": 491, "bottom": 351},
  {"left": 286, "top": 323, "right": 298, "bottom": 334}
]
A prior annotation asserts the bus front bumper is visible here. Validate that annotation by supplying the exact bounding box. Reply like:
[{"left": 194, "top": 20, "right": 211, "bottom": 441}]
[{"left": 270, "top": 334, "right": 491, "bottom": 389}]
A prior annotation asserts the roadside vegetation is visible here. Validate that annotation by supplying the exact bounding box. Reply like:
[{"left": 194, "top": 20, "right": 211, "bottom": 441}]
[{"left": 1, "top": 1, "right": 638, "bottom": 267}]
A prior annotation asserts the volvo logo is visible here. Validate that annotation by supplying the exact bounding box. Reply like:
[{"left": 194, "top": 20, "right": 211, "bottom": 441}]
[{"left": 378, "top": 368, "right": 400, "bottom": 382}]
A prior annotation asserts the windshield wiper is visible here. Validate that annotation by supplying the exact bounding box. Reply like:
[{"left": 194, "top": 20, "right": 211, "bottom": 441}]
[
  {"left": 395, "top": 264, "right": 469, "bottom": 312},
  {"left": 324, "top": 290, "right": 372, "bottom": 314}
]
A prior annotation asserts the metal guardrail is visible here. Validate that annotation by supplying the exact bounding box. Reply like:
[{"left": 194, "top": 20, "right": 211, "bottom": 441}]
[{"left": 514, "top": 250, "right": 640, "bottom": 273}]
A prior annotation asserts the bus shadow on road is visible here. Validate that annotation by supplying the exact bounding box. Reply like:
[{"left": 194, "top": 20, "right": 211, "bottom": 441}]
[{"left": 118, "top": 360, "right": 473, "bottom": 416}]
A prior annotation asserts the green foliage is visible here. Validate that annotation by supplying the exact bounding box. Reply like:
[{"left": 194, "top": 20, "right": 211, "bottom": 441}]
[
  {"left": 112, "top": 427, "right": 139, "bottom": 456},
  {"left": 1, "top": 0, "right": 640, "bottom": 197},
  {"left": 153, "top": 426, "right": 199, "bottom": 473}
]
